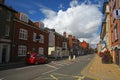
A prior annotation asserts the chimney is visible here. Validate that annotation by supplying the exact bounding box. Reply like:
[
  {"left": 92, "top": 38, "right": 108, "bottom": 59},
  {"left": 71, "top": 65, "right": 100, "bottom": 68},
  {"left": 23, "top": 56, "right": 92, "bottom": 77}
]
[
  {"left": 63, "top": 32, "right": 66, "bottom": 38},
  {"left": 68, "top": 34, "right": 73, "bottom": 48}
]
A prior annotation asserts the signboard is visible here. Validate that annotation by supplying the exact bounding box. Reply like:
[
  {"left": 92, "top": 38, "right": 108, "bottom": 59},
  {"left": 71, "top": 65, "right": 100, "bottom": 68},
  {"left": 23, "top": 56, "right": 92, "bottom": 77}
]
[{"left": 114, "top": 9, "right": 120, "bottom": 19}]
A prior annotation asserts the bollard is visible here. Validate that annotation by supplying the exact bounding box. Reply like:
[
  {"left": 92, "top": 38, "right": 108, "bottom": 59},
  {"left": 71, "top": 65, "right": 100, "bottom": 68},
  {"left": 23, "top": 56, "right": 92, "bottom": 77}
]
[
  {"left": 68, "top": 56, "right": 71, "bottom": 61},
  {"left": 72, "top": 55, "right": 75, "bottom": 61}
]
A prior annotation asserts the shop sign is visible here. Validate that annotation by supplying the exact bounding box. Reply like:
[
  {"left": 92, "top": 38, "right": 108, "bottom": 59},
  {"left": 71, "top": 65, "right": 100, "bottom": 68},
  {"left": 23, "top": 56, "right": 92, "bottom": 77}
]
[{"left": 114, "top": 9, "right": 120, "bottom": 19}]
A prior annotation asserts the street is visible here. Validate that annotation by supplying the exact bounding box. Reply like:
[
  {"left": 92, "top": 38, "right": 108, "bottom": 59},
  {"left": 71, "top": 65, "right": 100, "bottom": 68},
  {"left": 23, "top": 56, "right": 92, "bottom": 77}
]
[{"left": 0, "top": 54, "right": 95, "bottom": 80}]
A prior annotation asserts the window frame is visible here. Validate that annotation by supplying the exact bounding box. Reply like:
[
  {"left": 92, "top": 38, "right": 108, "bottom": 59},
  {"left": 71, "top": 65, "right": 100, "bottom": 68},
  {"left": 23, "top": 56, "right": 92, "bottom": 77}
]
[
  {"left": 19, "top": 28, "right": 28, "bottom": 40},
  {"left": 38, "top": 47, "right": 44, "bottom": 55},
  {"left": 33, "top": 32, "right": 37, "bottom": 42},
  {"left": 114, "top": 24, "right": 119, "bottom": 41},
  {"left": 5, "top": 24, "right": 10, "bottom": 36},
  {"left": 18, "top": 45, "right": 27, "bottom": 56}
]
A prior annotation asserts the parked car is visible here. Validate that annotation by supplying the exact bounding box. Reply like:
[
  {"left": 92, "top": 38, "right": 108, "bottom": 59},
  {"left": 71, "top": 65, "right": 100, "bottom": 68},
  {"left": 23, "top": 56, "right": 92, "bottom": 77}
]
[{"left": 25, "top": 52, "right": 48, "bottom": 64}]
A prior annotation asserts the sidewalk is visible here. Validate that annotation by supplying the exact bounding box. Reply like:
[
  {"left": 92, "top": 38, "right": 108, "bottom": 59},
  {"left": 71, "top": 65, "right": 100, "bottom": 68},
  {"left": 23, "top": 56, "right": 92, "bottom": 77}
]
[{"left": 81, "top": 54, "right": 120, "bottom": 80}]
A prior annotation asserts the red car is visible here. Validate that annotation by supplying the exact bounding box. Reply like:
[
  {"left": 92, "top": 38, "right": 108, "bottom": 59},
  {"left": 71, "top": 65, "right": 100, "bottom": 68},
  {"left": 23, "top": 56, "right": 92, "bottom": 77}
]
[{"left": 25, "top": 52, "right": 48, "bottom": 64}]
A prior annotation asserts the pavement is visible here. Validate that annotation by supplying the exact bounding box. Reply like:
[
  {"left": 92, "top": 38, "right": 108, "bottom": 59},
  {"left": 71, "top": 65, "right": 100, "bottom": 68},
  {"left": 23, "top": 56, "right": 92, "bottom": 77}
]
[{"left": 81, "top": 54, "right": 120, "bottom": 80}]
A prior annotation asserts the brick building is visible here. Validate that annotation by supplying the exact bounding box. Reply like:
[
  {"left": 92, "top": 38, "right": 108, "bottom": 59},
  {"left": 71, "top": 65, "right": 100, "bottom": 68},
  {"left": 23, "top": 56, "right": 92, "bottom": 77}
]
[
  {"left": 11, "top": 12, "right": 49, "bottom": 62},
  {"left": 109, "top": 0, "right": 120, "bottom": 65},
  {"left": 101, "top": 0, "right": 120, "bottom": 66}
]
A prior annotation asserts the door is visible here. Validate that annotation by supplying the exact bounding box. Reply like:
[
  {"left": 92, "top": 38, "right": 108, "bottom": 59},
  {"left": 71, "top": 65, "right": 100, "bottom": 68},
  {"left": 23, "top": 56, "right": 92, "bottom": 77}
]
[
  {"left": 2, "top": 47, "right": 7, "bottom": 63},
  {"left": 115, "top": 48, "right": 119, "bottom": 65}
]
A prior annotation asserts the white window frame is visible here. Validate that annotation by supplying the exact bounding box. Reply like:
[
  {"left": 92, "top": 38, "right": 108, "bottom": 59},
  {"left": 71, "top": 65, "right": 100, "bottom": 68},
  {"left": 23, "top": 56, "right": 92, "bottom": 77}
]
[
  {"left": 6, "top": 11, "right": 11, "bottom": 21},
  {"left": 18, "top": 45, "right": 27, "bottom": 56},
  {"left": 33, "top": 33, "right": 37, "bottom": 42},
  {"left": 38, "top": 47, "right": 44, "bottom": 55},
  {"left": 19, "top": 29, "right": 28, "bottom": 40},
  {"left": 39, "top": 34, "right": 44, "bottom": 43},
  {"left": 5, "top": 24, "right": 10, "bottom": 36},
  {"left": 20, "top": 12, "right": 29, "bottom": 23},
  {"left": 114, "top": 24, "right": 119, "bottom": 41}
]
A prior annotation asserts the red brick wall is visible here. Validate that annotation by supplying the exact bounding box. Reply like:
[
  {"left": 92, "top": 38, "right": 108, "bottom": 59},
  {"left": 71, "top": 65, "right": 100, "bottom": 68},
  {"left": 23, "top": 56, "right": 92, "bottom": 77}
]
[
  {"left": 68, "top": 35, "right": 73, "bottom": 48},
  {"left": 55, "top": 33, "right": 63, "bottom": 47},
  {"left": 11, "top": 19, "right": 48, "bottom": 62}
]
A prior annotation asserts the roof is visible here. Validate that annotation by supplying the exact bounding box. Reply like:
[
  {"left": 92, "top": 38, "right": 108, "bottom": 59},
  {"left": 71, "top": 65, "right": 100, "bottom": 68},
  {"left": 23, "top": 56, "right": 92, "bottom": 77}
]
[{"left": 0, "top": 4, "right": 17, "bottom": 12}]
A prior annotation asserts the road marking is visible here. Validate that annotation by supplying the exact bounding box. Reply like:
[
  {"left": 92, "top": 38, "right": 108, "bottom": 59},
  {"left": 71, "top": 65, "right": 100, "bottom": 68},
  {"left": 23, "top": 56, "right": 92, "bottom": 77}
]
[
  {"left": 0, "top": 77, "right": 5, "bottom": 80},
  {"left": 50, "top": 74, "right": 58, "bottom": 80},
  {"left": 42, "top": 69, "right": 58, "bottom": 75},
  {"left": 52, "top": 73, "right": 85, "bottom": 80},
  {"left": 51, "top": 62, "right": 64, "bottom": 66},
  {"left": 45, "top": 64, "right": 58, "bottom": 69}
]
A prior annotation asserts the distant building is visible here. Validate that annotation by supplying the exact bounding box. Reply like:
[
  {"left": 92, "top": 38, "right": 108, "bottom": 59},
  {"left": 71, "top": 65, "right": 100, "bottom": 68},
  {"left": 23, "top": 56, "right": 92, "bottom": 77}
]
[{"left": 46, "top": 29, "right": 68, "bottom": 58}]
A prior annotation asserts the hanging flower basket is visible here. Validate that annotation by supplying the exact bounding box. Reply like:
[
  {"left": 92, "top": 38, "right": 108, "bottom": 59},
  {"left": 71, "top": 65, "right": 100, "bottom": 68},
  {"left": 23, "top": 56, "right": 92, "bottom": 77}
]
[{"left": 101, "top": 50, "right": 113, "bottom": 64}]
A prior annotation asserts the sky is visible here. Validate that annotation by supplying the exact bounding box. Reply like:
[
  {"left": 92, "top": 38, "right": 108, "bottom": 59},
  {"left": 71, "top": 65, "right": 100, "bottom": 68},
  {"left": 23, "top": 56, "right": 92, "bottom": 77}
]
[{"left": 5, "top": 0, "right": 107, "bottom": 48}]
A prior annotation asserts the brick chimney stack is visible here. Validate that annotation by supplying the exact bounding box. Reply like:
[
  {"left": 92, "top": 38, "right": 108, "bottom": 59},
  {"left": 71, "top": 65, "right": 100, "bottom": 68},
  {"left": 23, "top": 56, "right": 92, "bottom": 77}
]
[{"left": 63, "top": 32, "right": 66, "bottom": 38}]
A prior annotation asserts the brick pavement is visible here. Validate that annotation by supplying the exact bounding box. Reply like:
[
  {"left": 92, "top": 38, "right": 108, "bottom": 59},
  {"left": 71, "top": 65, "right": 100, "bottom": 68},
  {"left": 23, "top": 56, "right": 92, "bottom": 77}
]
[{"left": 81, "top": 54, "right": 120, "bottom": 80}]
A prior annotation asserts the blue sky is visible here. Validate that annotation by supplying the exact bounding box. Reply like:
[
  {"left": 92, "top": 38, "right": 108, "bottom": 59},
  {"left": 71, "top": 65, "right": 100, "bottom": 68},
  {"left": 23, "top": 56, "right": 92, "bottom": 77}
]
[{"left": 5, "top": 0, "right": 107, "bottom": 47}]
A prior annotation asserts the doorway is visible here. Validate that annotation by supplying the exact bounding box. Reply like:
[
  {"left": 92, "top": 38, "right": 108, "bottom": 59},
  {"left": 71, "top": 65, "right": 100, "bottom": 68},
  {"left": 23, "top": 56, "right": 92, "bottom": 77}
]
[
  {"left": 2, "top": 47, "right": 7, "bottom": 63},
  {"left": 115, "top": 48, "right": 119, "bottom": 65},
  {"left": 0, "top": 44, "right": 10, "bottom": 63}
]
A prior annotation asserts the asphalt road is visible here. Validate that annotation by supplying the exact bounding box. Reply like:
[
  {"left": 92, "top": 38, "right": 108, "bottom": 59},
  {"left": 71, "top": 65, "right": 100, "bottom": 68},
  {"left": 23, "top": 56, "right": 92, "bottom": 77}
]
[{"left": 0, "top": 54, "right": 95, "bottom": 80}]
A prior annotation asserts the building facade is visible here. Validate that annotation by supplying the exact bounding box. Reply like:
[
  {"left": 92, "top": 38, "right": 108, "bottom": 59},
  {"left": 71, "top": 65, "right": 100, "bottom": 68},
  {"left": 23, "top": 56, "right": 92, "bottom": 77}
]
[
  {"left": 11, "top": 12, "right": 49, "bottom": 62},
  {"left": 101, "top": 0, "right": 120, "bottom": 66},
  {"left": 0, "top": 4, "right": 16, "bottom": 63},
  {"left": 109, "top": 0, "right": 120, "bottom": 65}
]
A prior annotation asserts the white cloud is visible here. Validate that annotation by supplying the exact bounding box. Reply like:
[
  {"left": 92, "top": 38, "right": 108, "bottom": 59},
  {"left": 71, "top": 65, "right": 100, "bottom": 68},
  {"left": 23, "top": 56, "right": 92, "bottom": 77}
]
[
  {"left": 28, "top": 10, "right": 36, "bottom": 14},
  {"left": 70, "top": 0, "right": 79, "bottom": 7},
  {"left": 41, "top": 0, "right": 103, "bottom": 47},
  {"left": 58, "top": 4, "right": 64, "bottom": 9},
  {"left": 40, "top": 8, "right": 57, "bottom": 19}
]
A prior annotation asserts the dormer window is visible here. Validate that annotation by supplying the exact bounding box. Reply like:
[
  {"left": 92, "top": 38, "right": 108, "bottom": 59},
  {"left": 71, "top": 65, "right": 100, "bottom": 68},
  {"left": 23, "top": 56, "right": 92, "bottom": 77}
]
[{"left": 20, "top": 12, "right": 29, "bottom": 23}]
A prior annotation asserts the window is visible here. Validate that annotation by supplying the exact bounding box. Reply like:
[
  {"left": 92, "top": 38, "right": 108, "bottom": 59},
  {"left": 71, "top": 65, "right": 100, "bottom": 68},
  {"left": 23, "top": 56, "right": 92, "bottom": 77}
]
[
  {"left": 114, "top": 24, "right": 119, "bottom": 41},
  {"left": 6, "top": 11, "right": 11, "bottom": 21},
  {"left": 18, "top": 45, "right": 27, "bottom": 56},
  {"left": 39, "top": 34, "right": 44, "bottom": 43},
  {"left": 19, "top": 29, "right": 28, "bottom": 40},
  {"left": 5, "top": 25, "right": 10, "bottom": 36},
  {"left": 106, "top": 5, "right": 110, "bottom": 13},
  {"left": 38, "top": 47, "right": 44, "bottom": 55},
  {"left": 20, "top": 12, "right": 29, "bottom": 23},
  {"left": 33, "top": 33, "right": 37, "bottom": 42}
]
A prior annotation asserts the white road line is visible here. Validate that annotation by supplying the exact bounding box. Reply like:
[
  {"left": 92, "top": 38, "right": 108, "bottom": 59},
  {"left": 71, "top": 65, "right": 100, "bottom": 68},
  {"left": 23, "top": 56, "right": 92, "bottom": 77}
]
[
  {"left": 0, "top": 77, "right": 5, "bottom": 80},
  {"left": 42, "top": 68, "right": 58, "bottom": 75},
  {"left": 45, "top": 64, "right": 58, "bottom": 69},
  {"left": 51, "top": 62, "right": 64, "bottom": 66}
]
